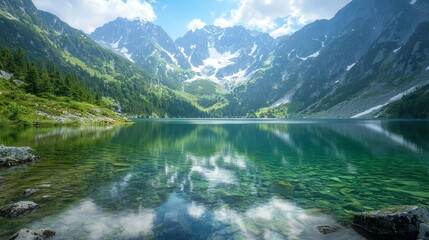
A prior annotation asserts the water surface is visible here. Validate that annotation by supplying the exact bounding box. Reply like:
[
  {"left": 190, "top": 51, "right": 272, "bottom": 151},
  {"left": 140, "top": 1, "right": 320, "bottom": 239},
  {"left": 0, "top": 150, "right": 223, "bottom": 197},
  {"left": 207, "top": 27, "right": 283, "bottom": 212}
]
[{"left": 1, "top": 119, "right": 429, "bottom": 239}]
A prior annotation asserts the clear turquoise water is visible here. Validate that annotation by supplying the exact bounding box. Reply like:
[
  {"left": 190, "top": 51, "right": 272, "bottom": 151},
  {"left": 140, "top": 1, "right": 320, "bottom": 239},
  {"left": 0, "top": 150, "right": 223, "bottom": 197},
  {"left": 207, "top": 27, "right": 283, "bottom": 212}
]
[{"left": 1, "top": 119, "right": 429, "bottom": 239}]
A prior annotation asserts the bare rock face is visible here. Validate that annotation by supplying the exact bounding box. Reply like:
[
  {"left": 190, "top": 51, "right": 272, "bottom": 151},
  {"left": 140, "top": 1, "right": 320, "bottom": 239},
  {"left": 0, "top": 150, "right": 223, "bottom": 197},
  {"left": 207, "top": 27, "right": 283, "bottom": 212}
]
[
  {"left": 352, "top": 205, "right": 429, "bottom": 240},
  {"left": 0, "top": 145, "right": 37, "bottom": 167},
  {"left": 0, "top": 201, "right": 39, "bottom": 217},
  {"left": 9, "top": 229, "right": 55, "bottom": 240}
]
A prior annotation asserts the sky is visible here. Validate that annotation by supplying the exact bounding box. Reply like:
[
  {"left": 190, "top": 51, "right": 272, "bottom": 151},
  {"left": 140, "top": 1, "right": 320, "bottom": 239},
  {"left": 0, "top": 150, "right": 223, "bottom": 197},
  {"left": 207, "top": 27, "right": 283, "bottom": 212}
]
[{"left": 32, "top": 0, "right": 352, "bottom": 40}]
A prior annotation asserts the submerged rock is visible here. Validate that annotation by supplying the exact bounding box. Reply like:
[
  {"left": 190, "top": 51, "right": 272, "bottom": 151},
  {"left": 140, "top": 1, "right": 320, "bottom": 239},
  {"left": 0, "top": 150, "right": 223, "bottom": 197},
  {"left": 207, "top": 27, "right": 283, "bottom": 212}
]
[
  {"left": 23, "top": 188, "right": 40, "bottom": 197},
  {"left": 0, "top": 201, "right": 38, "bottom": 217},
  {"left": 352, "top": 205, "right": 429, "bottom": 240},
  {"left": 0, "top": 145, "right": 37, "bottom": 167},
  {"left": 155, "top": 212, "right": 192, "bottom": 239},
  {"left": 418, "top": 222, "right": 429, "bottom": 240},
  {"left": 9, "top": 229, "right": 55, "bottom": 240},
  {"left": 317, "top": 225, "right": 340, "bottom": 234}
]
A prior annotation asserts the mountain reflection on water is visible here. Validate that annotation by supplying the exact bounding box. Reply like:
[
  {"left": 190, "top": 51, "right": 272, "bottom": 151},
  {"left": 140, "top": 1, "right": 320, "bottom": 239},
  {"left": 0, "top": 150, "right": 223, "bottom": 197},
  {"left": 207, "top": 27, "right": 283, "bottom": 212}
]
[{"left": 1, "top": 119, "right": 428, "bottom": 239}]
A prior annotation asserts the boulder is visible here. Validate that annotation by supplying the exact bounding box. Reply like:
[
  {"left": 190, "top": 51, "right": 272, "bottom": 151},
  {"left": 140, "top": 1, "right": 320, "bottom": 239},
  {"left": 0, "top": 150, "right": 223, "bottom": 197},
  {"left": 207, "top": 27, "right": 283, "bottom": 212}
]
[
  {"left": 0, "top": 201, "right": 38, "bottom": 217},
  {"left": 418, "top": 222, "right": 429, "bottom": 240},
  {"left": 0, "top": 70, "right": 13, "bottom": 81},
  {"left": 317, "top": 225, "right": 340, "bottom": 234},
  {"left": 23, "top": 188, "right": 40, "bottom": 197},
  {"left": 0, "top": 145, "right": 37, "bottom": 167},
  {"left": 9, "top": 229, "right": 55, "bottom": 240},
  {"left": 352, "top": 205, "right": 429, "bottom": 240}
]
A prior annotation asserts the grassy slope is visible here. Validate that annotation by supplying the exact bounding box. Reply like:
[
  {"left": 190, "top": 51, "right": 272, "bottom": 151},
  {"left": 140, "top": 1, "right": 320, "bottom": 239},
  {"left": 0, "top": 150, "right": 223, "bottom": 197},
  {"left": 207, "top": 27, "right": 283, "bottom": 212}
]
[{"left": 0, "top": 78, "right": 128, "bottom": 127}]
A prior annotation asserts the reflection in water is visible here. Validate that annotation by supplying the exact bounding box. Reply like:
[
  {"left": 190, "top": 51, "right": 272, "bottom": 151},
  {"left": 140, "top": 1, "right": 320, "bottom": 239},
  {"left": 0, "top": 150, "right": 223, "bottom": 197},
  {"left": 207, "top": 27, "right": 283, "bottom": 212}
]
[
  {"left": 31, "top": 199, "right": 155, "bottom": 239},
  {"left": 1, "top": 119, "right": 429, "bottom": 239}
]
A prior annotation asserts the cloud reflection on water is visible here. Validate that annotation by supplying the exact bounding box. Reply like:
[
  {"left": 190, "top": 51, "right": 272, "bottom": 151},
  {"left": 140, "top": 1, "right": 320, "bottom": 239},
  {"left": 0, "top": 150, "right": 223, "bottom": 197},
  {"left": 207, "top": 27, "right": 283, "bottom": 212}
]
[{"left": 31, "top": 200, "right": 155, "bottom": 239}]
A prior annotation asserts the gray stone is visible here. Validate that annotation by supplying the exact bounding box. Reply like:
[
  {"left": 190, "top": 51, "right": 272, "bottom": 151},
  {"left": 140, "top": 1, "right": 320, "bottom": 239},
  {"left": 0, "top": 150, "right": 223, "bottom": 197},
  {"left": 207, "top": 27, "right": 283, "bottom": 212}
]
[
  {"left": 317, "top": 225, "right": 340, "bottom": 234},
  {"left": 0, "top": 70, "right": 13, "bottom": 81},
  {"left": 418, "top": 222, "right": 429, "bottom": 240},
  {"left": 352, "top": 205, "right": 429, "bottom": 240},
  {"left": 9, "top": 229, "right": 55, "bottom": 240},
  {"left": 13, "top": 79, "right": 25, "bottom": 85},
  {"left": 0, "top": 201, "right": 38, "bottom": 217},
  {"left": 0, "top": 145, "right": 37, "bottom": 167},
  {"left": 23, "top": 188, "right": 40, "bottom": 197}
]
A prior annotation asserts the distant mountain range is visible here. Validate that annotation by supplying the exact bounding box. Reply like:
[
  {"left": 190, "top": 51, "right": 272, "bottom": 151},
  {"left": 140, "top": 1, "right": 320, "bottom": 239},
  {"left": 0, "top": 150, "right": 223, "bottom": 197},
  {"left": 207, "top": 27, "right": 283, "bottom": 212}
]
[{"left": 1, "top": 0, "right": 428, "bottom": 118}]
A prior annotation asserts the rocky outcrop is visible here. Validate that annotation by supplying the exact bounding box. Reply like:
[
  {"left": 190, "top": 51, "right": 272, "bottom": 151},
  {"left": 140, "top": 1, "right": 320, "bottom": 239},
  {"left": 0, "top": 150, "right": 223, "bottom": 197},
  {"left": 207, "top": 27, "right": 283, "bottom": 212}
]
[
  {"left": 352, "top": 205, "right": 429, "bottom": 240},
  {"left": 0, "top": 145, "right": 37, "bottom": 167},
  {"left": 0, "top": 201, "right": 38, "bottom": 217},
  {"left": 9, "top": 229, "right": 55, "bottom": 240},
  {"left": 418, "top": 222, "right": 429, "bottom": 240}
]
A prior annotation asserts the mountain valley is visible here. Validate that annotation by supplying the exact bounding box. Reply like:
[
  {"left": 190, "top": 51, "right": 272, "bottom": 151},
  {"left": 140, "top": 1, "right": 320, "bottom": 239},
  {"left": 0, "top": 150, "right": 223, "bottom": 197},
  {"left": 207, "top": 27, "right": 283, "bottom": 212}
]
[{"left": 1, "top": 0, "right": 428, "bottom": 119}]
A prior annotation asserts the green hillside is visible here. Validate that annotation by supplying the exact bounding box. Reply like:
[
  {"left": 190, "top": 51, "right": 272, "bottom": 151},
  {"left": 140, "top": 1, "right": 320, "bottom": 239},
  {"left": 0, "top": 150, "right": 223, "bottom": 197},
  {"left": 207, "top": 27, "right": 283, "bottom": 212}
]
[{"left": 0, "top": 0, "right": 205, "bottom": 118}]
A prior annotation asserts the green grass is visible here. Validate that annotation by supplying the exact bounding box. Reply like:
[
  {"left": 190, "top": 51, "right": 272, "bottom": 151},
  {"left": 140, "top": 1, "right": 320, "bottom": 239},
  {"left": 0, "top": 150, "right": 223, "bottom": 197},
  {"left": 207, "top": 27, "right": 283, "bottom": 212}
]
[
  {"left": 0, "top": 79, "right": 129, "bottom": 127},
  {"left": 254, "top": 104, "right": 289, "bottom": 118}
]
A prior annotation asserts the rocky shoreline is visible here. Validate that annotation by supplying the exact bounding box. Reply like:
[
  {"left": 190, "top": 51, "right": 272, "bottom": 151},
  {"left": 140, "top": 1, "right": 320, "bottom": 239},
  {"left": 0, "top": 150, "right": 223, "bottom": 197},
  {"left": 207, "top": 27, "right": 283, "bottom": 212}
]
[
  {"left": 0, "top": 146, "right": 55, "bottom": 239},
  {"left": 352, "top": 205, "right": 429, "bottom": 240},
  {"left": 0, "top": 145, "right": 37, "bottom": 167}
]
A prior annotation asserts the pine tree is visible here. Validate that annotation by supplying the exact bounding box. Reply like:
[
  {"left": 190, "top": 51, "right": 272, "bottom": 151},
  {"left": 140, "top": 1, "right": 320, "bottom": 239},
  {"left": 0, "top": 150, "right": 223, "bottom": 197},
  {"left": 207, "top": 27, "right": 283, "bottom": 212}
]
[
  {"left": 25, "top": 62, "right": 40, "bottom": 94},
  {"left": 13, "top": 48, "right": 27, "bottom": 79},
  {"left": 0, "top": 47, "right": 14, "bottom": 72},
  {"left": 39, "top": 61, "right": 54, "bottom": 94}
]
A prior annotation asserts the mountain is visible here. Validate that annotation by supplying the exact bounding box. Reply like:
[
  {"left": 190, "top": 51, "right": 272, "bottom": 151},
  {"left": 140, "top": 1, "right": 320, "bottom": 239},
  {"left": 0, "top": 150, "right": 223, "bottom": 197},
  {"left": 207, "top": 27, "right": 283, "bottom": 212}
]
[
  {"left": 0, "top": 0, "right": 204, "bottom": 117},
  {"left": 176, "top": 25, "right": 276, "bottom": 89},
  {"left": 2, "top": 0, "right": 428, "bottom": 119},
  {"left": 92, "top": 21, "right": 276, "bottom": 90},
  {"left": 228, "top": 0, "right": 429, "bottom": 118},
  {"left": 90, "top": 18, "right": 193, "bottom": 89}
]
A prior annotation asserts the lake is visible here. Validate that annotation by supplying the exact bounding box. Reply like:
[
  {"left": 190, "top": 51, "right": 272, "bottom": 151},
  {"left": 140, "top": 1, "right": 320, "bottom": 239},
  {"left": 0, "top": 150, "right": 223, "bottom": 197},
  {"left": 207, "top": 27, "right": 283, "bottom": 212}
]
[{"left": 1, "top": 119, "right": 429, "bottom": 239}]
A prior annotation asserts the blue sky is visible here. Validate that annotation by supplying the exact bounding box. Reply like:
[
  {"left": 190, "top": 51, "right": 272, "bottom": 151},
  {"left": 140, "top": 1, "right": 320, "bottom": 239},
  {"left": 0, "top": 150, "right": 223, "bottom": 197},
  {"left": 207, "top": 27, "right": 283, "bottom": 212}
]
[
  {"left": 33, "top": 0, "right": 351, "bottom": 39},
  {"left": 153, "top": 0, "right": 236, "bottom": 39}
]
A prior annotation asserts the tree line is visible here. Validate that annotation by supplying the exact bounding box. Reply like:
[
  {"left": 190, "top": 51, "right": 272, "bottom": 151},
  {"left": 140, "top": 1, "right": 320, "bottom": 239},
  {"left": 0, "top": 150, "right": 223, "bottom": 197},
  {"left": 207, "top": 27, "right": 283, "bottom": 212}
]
[{"left": 0, "top": 47, "right": 100, "bottom": 104}]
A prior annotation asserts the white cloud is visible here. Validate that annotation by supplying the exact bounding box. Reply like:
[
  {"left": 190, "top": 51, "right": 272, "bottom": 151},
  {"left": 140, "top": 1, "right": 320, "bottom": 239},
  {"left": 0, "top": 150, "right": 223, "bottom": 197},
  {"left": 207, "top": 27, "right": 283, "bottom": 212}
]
[
  {"left": 187, "top": 18, "right": 207, "bottom": 32},
  {"left": 214, "top": 0, "right": 351, "bottom": 38},
  {"left": 33, "top": 0, "right": 156, "bottom": 33}
]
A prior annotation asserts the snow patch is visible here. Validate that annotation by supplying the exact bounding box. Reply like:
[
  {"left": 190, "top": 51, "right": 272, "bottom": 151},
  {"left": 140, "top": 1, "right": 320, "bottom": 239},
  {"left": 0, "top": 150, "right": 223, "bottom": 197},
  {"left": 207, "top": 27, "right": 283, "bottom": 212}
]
[
  {"left": 223, "top": 69, "right": 248, "bottom": 84},
  {"left": 120, "top": 48, "right": 134, "bottom": 63},
  {"left": 426, "top": 65, "right": 429, "bottom": 71},
  {"left": 410, "top": 0, "right": 417, "bottom": 4},
  {"left": 299, "top": 51, "right": 319, "bottom": 61},
  {"left": 347, "top": 63, "right": 356, "bottom": 71},
  {"left": 111, "top": 37, "right": 123, "bottom": 49},
  {"left": 189, "top": 43, "right": 239, "bottom": 84},
  {"left": 163, "top": 49, "right": 178, "bottom": 65},
  {"left": 178, "top": 47, "right": 187, "bottom": 58},
  {"left": 249, "top": 43, "right": 257, "bottom": 56},
  {"left": 352, "top": 85, "right": 421, "bottom": 118},
  {"left": 218, "top": 32, "right": 225, "bottom": 40},
  {"left": 393, "top": 47, "right": 401, "bottom": 53},
  {"left": 287, "top": 49, "right": 295, "bottom": 59}
]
